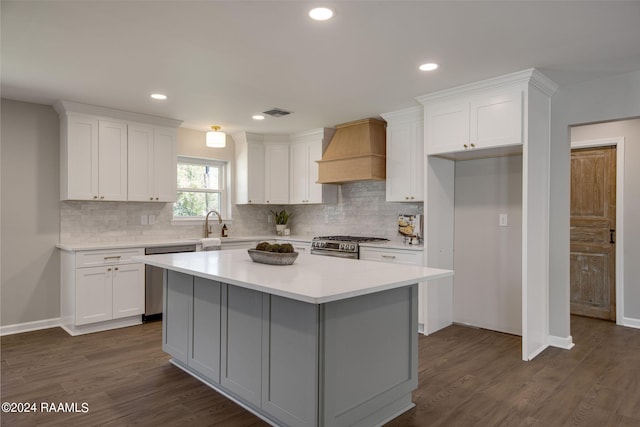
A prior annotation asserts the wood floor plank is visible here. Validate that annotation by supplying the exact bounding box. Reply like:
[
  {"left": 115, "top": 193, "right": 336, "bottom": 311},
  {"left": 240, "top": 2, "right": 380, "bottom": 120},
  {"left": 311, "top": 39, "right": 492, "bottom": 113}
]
[{"left": 2, "top": 315, "right": 639, "bottom": 426}]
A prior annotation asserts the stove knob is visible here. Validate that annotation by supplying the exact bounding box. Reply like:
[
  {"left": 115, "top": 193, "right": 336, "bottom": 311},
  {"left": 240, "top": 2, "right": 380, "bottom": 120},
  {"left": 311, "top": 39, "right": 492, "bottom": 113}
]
[{"left": 350, "top": 244, "right": 356, "bottom": 251}]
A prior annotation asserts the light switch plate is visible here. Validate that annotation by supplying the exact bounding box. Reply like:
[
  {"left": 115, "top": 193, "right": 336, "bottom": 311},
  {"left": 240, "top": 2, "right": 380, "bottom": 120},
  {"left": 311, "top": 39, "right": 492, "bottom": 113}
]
[
  {"left": 499, "top": 213, "right": 508, "bottom": 227},
  {"left": 140, "top": 215, "right": 148, "bottom": 225}
]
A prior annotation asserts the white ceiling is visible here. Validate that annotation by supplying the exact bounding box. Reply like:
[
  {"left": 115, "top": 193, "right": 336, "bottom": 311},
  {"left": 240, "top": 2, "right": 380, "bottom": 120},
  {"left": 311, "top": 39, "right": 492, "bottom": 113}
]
[{"left": 2, "top": 1, "right": 640, "bottom": 135}]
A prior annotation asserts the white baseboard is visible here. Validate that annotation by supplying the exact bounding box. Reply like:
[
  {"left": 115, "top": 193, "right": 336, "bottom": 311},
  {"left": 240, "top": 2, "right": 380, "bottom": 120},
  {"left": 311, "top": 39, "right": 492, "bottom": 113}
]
[
  {"left": 620, "top": 316, "right": 640, "bottom": 329},
  {"left": 0, "top": 317, "right": 61, "bottom": 336},
  {"left": 547, "top": 334, "right": 575, "bottom": 350}
]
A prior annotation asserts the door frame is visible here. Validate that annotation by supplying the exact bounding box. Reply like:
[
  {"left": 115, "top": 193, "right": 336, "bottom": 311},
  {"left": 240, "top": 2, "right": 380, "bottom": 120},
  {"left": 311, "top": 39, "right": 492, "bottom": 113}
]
[{"left": 570, "top": 137, "right": 625, "bottom": 325}]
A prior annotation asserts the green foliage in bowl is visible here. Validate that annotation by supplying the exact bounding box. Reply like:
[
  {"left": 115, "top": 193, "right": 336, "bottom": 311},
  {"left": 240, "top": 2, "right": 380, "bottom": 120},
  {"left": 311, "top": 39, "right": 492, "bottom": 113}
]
[{"left": 254, "top": 242, "right": 295, "bottom": 253}]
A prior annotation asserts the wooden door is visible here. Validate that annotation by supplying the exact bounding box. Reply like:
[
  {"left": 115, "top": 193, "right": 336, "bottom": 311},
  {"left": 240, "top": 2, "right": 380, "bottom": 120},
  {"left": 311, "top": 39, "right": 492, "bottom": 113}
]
[{"left": 570, "top": 146, "right": 616, "bottom": 320}]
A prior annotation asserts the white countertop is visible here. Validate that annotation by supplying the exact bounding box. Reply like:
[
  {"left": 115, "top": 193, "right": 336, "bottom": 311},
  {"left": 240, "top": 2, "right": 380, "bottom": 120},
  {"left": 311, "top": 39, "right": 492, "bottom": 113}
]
[
  {"left": 56, "top": 236, "right": 275, "bottom": 251},
  {"left": 134, "top": 250, "right": 450, "bottom": 304},
  {"left": 56, "top": 235, "right": 423, "bottom": 252}
]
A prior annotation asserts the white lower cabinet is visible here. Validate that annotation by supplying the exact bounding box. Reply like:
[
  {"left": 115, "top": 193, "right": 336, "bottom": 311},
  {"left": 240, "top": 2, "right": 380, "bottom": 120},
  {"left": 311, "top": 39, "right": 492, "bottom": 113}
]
[
  {"left": 275, "top": 239, "right": 312, "bottom": 253},
  {"left": 60, "top": 247, "right": 144, "bottom": 335},
  {"left": 221, "top": 240, "right": 259, "bottom": 250},
  {"left": 360, "top": 246, "right": 452, "bottom": 335}
]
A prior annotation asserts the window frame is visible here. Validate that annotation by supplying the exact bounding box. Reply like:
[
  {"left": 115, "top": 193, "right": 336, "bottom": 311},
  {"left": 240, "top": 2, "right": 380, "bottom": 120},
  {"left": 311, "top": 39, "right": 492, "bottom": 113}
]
[{"left": 172, "top": 156, "right": 231, "bottom": 223}]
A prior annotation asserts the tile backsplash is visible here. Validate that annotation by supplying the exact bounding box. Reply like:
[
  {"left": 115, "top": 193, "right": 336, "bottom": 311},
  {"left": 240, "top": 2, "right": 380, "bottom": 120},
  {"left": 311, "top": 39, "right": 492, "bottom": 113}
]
[{"left": 60, "top": 181, "right": 422, "bottom": 244}]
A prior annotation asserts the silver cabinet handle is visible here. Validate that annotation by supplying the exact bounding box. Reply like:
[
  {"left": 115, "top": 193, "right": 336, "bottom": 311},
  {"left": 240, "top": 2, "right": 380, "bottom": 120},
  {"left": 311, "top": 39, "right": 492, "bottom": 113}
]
[
  {"left": 104, "top": 256, "right": 122, "bottom": 260},
  {"left": 382, "top": 255, "right": 396, "bottom": 259}
]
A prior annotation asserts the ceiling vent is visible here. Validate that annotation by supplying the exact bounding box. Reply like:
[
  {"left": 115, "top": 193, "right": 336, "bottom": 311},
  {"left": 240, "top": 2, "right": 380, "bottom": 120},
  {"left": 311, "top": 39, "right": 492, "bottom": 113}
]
[{"left": 262, "top": 107, "right": 292, "bottom": 118}]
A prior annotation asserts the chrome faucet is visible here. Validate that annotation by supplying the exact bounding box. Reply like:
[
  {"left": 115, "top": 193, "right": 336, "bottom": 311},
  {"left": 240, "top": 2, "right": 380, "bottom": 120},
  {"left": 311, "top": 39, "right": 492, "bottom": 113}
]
[{"left": 204, "top": 210, "right": 222, "bottom": 237}]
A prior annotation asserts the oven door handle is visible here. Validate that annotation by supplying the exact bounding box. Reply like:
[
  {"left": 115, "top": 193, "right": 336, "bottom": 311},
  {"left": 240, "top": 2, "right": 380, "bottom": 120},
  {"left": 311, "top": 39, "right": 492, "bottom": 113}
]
[{"left": 311, "top": 249, "right": 358, "bottom": 259}]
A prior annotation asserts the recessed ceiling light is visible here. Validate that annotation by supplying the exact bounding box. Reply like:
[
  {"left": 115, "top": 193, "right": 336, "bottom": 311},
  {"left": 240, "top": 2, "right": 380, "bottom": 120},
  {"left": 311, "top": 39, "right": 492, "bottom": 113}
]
[
  {"left": 309, "top": 7, "right": 333, "bottom": 21},
  {"left": 252, "top": 115, "right": 265, "bottom": 120},
  {"left": 419, "top": 63, "right": 439, "bottom": 71},
  {"left": 150, "top": 93, "right": 167, "bottom": 100}
]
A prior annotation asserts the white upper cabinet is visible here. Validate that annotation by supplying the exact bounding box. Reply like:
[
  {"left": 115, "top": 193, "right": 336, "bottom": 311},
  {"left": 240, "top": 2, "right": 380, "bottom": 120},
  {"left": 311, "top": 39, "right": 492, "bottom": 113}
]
[
  {"left": 264, "top": 141, "right": 290, "bottom": 204},
  {"left": 381, "top": 107, "right": 424, "bottom": 202},
  {"left": 62, "top": 114, "right": 100, "bottom": 200},
  {"left": 128, "top": 124, "right": 177, "bottom": 202},
  {"left": 235, "top": 129, "right": 337, "bottom": 205},
  {"left": 420, "top": 84, "right": 523, "bottom": 157},
  {"left": 60, "top": 114, "right": 127, "bottom": 201},
  {"left": 289, "top": 128, "right": 337, "bottom": 204},
  {"left": 234, "top": 132, "right": 266, "bottom": 204},
  {"left": 469, "top": 87, "right": 522, "bottom": 149},
  {"left": 54, "top": 100, "right": 182, "bottom": 202}
]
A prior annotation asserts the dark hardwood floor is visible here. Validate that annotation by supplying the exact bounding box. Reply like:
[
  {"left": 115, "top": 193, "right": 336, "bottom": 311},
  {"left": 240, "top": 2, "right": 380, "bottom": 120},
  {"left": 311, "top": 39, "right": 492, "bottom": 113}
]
[{"left": 1, "top": 315, "right": 638, "bottom": 426}]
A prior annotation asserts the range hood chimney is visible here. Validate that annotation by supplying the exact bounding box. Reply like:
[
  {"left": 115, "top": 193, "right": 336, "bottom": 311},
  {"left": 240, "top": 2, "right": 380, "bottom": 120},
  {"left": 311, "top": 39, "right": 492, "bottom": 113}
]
[{"left": 316, "top": 118, "right": 386, "bottom": 184}]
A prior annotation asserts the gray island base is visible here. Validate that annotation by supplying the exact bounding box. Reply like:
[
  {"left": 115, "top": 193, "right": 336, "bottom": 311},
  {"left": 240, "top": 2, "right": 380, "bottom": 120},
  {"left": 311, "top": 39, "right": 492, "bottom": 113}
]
[{"left": 137, "top": 250, "right": 453, "bottom": 427}]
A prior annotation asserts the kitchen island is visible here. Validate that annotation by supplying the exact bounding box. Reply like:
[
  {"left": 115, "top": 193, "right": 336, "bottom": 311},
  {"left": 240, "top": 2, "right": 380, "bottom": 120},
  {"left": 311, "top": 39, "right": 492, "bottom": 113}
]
[{"left": 136, "top": 249, "right": 453, "bottom": 427}]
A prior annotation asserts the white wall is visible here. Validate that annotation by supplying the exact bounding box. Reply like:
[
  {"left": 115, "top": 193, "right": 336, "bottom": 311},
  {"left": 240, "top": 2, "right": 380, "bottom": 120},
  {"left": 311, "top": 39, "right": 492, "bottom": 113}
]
[
  {"left": 1, "top": 99, "right": 61, "bottom": 326},
  {"left": 453, "top": 155, "right": 523, "bottom": 335},
  {"left": 548, "top": 70, "right": 640, "bottom": 339},
  {"left": 570, "top": 118, "right": 640, "bottom": 322}
]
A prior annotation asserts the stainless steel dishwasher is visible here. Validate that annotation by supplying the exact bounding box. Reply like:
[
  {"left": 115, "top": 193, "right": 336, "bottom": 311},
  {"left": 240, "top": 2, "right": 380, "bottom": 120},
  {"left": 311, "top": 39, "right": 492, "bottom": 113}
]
[{"left": 144, "top": 243, "right": 196, "bottom": 321}]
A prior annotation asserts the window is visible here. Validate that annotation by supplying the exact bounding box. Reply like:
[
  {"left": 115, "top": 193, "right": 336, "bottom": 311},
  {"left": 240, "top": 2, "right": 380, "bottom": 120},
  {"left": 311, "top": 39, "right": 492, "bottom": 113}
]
[{"left": 173, "top": 157, "right": 229, "bottom": 219}]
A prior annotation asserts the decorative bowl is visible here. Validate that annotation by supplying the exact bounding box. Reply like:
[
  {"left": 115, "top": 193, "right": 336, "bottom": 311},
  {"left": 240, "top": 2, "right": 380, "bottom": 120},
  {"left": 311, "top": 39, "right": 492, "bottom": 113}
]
[{"left": 247, "top": 249, "right": 299, "bottom": 265}]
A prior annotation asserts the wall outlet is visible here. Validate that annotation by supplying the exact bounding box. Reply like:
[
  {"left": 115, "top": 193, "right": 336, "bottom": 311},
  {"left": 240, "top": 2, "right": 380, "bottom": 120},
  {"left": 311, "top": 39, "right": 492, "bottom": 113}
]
[
  {"left": 140, "top": 215, "right": 148, "bottom": 225},
  {"left": 148, "top": 214, "right": 156, "bottom": 225},
  {"left": 499, "top": 213, "right": 508, "bottom": 227},
  {"left": 267, "top": 214, "right": 272, "bottom": 224}
]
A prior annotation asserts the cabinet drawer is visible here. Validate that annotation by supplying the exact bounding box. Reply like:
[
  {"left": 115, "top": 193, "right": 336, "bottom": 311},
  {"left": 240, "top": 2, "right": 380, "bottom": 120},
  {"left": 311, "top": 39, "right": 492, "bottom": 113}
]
[
  {"left": 76, "top": 248, "right": 144, "bottom": 268},
  {"left": 359, "top": 248, "right": 422, "bottom": 265},
  {"left": 276, "top": 240, "right": 311, "bottom": 253},
  {"left": 221, "top": 241, "right": 258, "bottom": 250}
]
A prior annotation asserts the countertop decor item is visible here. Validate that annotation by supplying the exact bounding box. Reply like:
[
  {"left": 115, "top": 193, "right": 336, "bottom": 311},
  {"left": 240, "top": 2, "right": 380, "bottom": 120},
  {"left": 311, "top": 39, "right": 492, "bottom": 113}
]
[
  {"left": 270, "top": 209, "right": 293, "bottom": 225},
  {"left": 248, "top": 249, "right": 298, "bottom": 265},
  {"left": 271, "top": 209, "right": 293, "bottom": 236}
]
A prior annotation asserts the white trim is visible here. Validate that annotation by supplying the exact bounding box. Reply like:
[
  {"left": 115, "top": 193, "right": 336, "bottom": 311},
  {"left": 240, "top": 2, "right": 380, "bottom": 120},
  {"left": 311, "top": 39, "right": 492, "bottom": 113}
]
[
  {"left": 0, "top": 317, "right": 61, "bottom": 336},
  {"left": 53, "top": 100, "right": 183, "bottom": 128},
  {"left": 525, "top": 343, "right": 549, "bottom": 361},
  {"left": 60, "top": 316, "right": 142, "bottom": 336},
  {"left": 571, "top": 137, "right": 625, "bottom": 325},
  {"left": 547, "top": 334, "right": 575, "bottom": 350},
  {"left": 621, "top": 317, "right": 640, "bottom": 329}
]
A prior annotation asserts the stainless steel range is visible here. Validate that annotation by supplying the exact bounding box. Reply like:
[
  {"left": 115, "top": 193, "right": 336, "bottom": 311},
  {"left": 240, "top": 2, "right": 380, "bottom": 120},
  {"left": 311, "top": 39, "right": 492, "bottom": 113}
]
[{"left": 311, "top": 235, "right": 389, "bottom": 259}]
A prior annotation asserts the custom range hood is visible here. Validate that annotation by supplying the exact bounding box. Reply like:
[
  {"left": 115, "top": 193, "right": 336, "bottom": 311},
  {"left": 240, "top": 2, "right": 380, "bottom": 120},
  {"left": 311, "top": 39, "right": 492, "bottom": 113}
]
[{"left": 316, "top": 118, "right": 386, "bottom": 184}]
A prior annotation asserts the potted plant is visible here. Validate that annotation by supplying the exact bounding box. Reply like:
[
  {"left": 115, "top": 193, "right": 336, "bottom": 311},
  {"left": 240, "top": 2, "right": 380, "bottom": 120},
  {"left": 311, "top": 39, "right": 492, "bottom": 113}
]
[{"left": 270, "top": 209, "right": 293, "bottom": 235}]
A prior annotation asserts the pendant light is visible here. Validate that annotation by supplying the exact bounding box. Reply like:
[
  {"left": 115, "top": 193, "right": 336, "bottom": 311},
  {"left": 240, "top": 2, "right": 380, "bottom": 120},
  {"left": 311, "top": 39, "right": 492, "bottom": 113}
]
[{"left": 206, "top": 126, "right": 226, "bottom": 148}]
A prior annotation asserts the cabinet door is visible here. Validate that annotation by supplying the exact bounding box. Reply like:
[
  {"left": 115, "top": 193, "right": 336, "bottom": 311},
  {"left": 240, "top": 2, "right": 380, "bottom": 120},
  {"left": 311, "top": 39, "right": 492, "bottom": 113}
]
[
  {"left": 66, "top": 115, "right": 99, "bottom": 200},
  {"left": 221, "top": 284, "right": 263, "bottom": 407},
  {"left": 98, "top": 120, "right": 128, "bottom": 200},
  {"left": 236, "top": 140, "right": 265, "bottom": 204},
  {"left": 127, "top": 124, "right": 154, "bottom": 201},
  {"left": 470, "top": 87, "right": 523, "bottom": 149},
  {"left": 386, "top": 121, "right": 425, "bottom": 202},
  {"left": 262, "top": 295, "right": 318, "bottom": 426},
  {"left": 153, "top": 126, "right": 177, "bottom": 202},
  {"left": 75, "top": 266, "right": 113, "bottom": 325},
  {"left": 290, "top": 142, "right": 308, "bottom": 204},
  {"left": 306, "top": 140, "right": 326, "bottom": 203},
  {"left": 386, "top": 124, "right": 412, "bottom": 202},
  {"left": 190, "top": 277, "right": 221, "bottom": 383},
  {"left": 425, "top": 100, "right": 470, "bottom": 155},
  {"left": 265, "top": 144, "right": 289, "bottom": 204},
  {"left": 112, "top": 263, "right": 144, "bottom": 319},
  {"left": 163, "top": 270, "right": 192, "bottom": 364}
]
